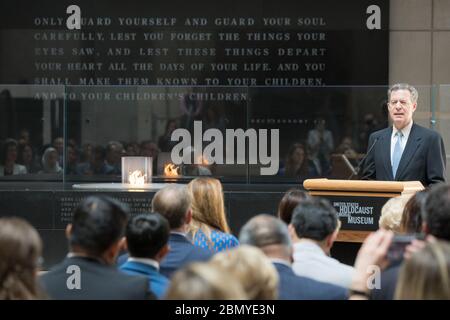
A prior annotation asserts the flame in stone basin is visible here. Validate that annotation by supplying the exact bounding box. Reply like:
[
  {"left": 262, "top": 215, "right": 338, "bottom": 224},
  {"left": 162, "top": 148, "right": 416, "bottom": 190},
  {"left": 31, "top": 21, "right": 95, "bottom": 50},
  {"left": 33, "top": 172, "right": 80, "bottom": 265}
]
[
  {"left": 129, "top": 170, "right": 147, "bottom": 185},
  {"left": 164, "top": 163, "right": 180, "bottom": 177}
]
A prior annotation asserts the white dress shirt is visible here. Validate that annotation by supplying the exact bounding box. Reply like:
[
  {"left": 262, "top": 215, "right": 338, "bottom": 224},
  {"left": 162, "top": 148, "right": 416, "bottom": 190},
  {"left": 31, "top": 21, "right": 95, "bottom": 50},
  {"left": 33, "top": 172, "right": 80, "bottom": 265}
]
[
  {"left": 390, "top": 121, "right": 413, "bottom": 166},
  {"left": 292, "top": 241, "right": 354, "bottom": 288},
  {"left": 127, "top": 257, "right": 160, "bottom": 270}
]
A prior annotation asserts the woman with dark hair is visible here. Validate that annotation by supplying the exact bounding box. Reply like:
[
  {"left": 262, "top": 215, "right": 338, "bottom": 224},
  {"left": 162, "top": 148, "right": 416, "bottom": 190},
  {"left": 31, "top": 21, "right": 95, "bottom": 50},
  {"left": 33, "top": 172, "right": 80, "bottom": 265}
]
[
  {"left": 0, "top": 217, "right": 46, "bottom": 299},
  {"left": 17, "top": 143, "right": 41, "bottom": 174},
  {"left": 280, "top": 143, "right": 319, "bottom": 180},
  {"left": 0, "top": 139, "right": 27, "bottom": 176},
  {"left": 277, "top": 189, "right": 311, "bottom": 224},
  {"left": 400, "top": 190, "right": 428, "bottom": 234},
  {"left": 158, "top": 119, "right": 178, "bottom": 152}
]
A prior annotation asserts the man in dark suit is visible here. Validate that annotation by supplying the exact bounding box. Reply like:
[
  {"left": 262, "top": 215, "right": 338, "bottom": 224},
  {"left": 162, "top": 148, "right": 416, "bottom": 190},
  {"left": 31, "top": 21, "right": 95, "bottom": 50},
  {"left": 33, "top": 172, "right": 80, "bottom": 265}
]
[
  {"left": 40, "top": 196, "right": 153, "bottom": 300},
  {"left": 239, "top": 214, "right": 347, "bottom": 300},
  {"left": 361, "top": 83, "right": 446, "bottom": 187},
  {"left": 118, "top": 184, "right": 212, "bottom": 278}
]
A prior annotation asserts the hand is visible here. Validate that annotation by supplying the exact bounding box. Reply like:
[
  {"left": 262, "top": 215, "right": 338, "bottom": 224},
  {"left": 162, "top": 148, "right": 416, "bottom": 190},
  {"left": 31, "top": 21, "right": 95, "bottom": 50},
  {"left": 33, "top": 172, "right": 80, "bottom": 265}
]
[{"left": 404, "top": 235, "right": 436, "bottom": 260}]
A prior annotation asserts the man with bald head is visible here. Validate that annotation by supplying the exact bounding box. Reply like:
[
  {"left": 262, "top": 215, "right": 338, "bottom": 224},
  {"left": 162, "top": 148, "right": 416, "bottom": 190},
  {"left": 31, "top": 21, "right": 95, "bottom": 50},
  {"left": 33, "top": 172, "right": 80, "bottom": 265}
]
[{"left": 239, "top": 214, "right": 347, "bottom": 300}]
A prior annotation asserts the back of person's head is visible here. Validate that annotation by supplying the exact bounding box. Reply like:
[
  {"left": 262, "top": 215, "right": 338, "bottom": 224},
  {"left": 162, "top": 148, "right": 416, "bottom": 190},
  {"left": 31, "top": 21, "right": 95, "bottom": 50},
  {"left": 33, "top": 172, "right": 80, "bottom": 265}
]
[
  {"left": 126, "top": 213, "right": 170, "bottom": 259},
  {"left": 0, "top": 217, "right": 44, "bottom": 299},
  {"left": 165, "top": 263, "right": 247, "bottom": 300},
  {"left": 151, "top": 184, "right": 191, "bottom": 230},
  {"left": 379, "top": 195, "right": 412, "bottom": 232},
  {"left": 239, "top": 214, "right": 291, "bottom": 259},
  {"left": 400, "top": 190, "right": 428, "bottom": 234},
  {"left": 290, "top": 198, "right": 339, "bottom": 241},
  {"left": 277, "top": 189, "right": 311, "bottom": 224},
  {"left": 424, "top": 184, "right": 450, "bottom": 240},
  {"left": 395, "top": 241, "right": 450, "bottom": 300},
  {"left": 187, "top": 177, "right": 230, "bottom": 234},
  {"left": 210, "top": 245, "right": 278, "bottom": 300},
  {"left": 69, "top": 196, "right": 128, "bottom": 257}
]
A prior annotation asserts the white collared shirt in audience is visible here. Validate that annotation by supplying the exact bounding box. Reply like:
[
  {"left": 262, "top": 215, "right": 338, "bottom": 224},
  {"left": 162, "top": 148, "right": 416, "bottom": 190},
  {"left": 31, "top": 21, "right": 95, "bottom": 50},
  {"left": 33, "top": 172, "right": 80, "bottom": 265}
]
[{"left": 292, "top": 241, "right": 354, "bottom": 288}]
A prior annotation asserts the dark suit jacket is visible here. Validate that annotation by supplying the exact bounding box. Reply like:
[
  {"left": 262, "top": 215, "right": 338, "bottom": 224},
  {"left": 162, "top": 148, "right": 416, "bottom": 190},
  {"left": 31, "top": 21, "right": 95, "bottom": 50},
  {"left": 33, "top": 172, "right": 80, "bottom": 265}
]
[
  {"left": 117, "top": 233, "right": 213, "bottom": 279},
  {"left": 370, "top": 263, "right": 401, "bottom": 300},
  {"left": 274, "top": 262, "right": 347, "bottom": 300},
  {"left": 40, "top": 256, "right": 153, "bottom": 300},
  {"left": 361, "top": 123, "right": 446, "bottom": 186}
]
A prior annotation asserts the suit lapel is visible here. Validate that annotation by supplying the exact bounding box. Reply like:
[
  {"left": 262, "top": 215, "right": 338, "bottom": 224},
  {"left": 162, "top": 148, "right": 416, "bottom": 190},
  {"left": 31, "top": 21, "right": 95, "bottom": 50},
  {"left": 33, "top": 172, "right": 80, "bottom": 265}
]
[
  {"left": 395, "top": 124, "right": 421, "bottom": 180},
  {"left": 380, "top": 128, "right": 393, "bottom": 180}
]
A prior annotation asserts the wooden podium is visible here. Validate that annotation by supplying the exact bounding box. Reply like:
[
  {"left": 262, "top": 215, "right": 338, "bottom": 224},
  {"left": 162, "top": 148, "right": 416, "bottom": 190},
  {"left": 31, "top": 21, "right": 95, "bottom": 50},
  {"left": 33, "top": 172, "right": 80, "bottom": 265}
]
[{"left": 303, "top": 179, "right": 424, "bottom": 243}]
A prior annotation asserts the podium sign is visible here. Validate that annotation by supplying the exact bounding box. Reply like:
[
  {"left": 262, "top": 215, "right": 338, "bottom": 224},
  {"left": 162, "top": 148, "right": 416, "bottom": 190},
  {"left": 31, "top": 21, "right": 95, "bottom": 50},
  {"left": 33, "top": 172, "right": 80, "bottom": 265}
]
[{"left": 303, "top": 179, "right": 424, "bottom": 242}]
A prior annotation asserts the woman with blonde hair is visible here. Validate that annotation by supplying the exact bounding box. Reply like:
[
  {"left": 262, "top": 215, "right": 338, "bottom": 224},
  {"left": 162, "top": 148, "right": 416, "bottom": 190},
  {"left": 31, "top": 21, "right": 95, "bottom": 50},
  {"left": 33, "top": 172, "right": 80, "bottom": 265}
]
[
  {"left": 0, "top": 217, "right": 46, "bottom": 299},
  {"left": 187, "top": 177, "right": 239, "bottom": 252},
  {"left": 395, "top": 241, "right": 450, "bottom": 300},
  {"left": 165, "top": 262, "right": 247, "bottom": 300},
  {"left": 210, "top": 245, "right": 278, "bottom": 300}
]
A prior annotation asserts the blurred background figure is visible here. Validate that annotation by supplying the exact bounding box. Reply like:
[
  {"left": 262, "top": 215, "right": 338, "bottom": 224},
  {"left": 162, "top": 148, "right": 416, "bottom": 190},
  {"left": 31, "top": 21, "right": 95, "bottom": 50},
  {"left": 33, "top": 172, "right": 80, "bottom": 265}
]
[
  {"left": 395, "top": 241, "right": 450, "bottom": 300},
  {"left": 280, "top": 143, "right": 319, "bottom": 181},
  {"left": 187, "top": 178, "right": 239, "bottom": 253},
  {"left": 18, "top": 143, "right": 41, "bottom": 174},
  {"left": 0, "top": 139, "right": 27, "bottom": 176},
  {"left": 39, "top": 147, "right": 62, "bottom": 174},
  {"left": 307, "top": 118, "right": 334, "bottom": 177},
  {"left": 0, "top": 217, "right": 45, "bottom": 300},
  {"left": 210, "top": 245, "right": 278, "bottom": 300},
  {"left": 158, "top": 120, "right": 178, "bottom": 152},
  {"left": 52, "top": 137, "right": 64, "bottom": 167},
  {"left": 165, "top": 263, "right": 247, "bottom": 300}
]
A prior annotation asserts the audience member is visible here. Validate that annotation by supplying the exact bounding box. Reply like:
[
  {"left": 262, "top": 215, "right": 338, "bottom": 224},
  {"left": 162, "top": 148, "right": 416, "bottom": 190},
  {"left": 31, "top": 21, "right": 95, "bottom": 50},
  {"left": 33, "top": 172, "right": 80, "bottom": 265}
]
[
  {"left": 17, "top": 143, "right": 41, "bottom": 173},
  {"left": 0, "top": 217, "right": 45, "bottom": 299},
  {"left": 52, "top": 137, "right": 64, "bottom": 167},
  {"left": 120, "top": 213, "right": 171, "bottom": 299},
  {"left": 400, "top": 190, "right": 428, "bottom": 234},
  {"left": 239, "top": 214, "right": 347, "bottom": 300},
  {"left": 277, "top": 189, "right": 311, "bottom": 224},
  {"left": 307, "top": 118, "right": 334, "bottom": 176},
  {"left": 395, "top": 241, "right": 450, "bottom": 300},
  {"left": 187, "top": 178, "right": 239, "bottom": 253},
  {"left": 40, "top": 196, "right": 153, "bottom": 299},
  {"left": 281, "top": 143, "right": 319, "bottom": 180},
  {"left": 39, "top": 147, "right": 62, "bottom": 174},
  {"left": 210, "top": 245, "right": 278, "bottom": 300},
  {"left": 117, "top": 185, "right": 213, "bottom": 278},
  {"left": 165, "top": 263, "right": 247, "bottom": 300},
  {"left": 105, "top": 141, "right": 124, "bottom": 174},
  {"left": 379, "top": 194, "right": 413, "bottom": 232},
  {"left": 0, "top": 139, "right": 27, "bottom": 176},
  {"left": 372, "top": 183, "right": 450, "bottom": 300},
  {"left": 289, "top": 198, "right": 355, "bottom": 288}
]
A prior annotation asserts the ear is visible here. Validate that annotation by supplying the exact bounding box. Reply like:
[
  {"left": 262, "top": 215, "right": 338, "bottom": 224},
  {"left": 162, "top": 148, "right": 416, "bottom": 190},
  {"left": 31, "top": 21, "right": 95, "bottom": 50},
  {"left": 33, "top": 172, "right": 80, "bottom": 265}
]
[
  {"left": 421, "top": 222, "right": 428, "bottom": 234},
  {"left": 288, "top": 224, "right": 299, "bottom": 241},
  {"left": 185, "top": 208, "right": 193, "bottom": 225},
  {"left": 156, "top": 244, "right": 170, "bottom": 261},
  {"left": 65, "top": 224, "right": 72, "bottom": 240},
  {"left": 412, "top": 101, "right": 417, "bottom": 113},
  {"left": 327, "top": 229, "right": 338, "bottom": 248},
  {"left": 119, "top": 237, "right": 127, "bottom": 251}
]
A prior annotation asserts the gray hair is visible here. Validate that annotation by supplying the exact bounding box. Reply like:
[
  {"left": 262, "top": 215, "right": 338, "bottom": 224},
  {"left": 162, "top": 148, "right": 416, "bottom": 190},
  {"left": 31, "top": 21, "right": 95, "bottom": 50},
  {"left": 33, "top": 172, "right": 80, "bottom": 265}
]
[
  {"left": 239, "top": 214, "right": 291, "bottom": 248},
  {"left": 388, "top": 83, "right": 419, "bottom": 104},
  {"left": 151, "top": 184, "right": 191, "bottom": 229}
]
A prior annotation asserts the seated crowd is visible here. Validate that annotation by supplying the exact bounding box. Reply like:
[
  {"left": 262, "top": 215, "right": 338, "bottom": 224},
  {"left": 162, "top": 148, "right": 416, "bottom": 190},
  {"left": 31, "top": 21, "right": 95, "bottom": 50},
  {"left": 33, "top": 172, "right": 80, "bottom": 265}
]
[{"left": 0, "top": 178, "right": 449, "bottom": 300}]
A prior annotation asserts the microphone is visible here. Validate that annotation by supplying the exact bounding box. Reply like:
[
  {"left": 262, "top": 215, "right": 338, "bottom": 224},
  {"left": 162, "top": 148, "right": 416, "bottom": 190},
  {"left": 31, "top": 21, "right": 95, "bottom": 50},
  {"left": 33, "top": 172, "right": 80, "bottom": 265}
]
[{"left": 347, "top": 137, "right": 379, "bottom": 180}]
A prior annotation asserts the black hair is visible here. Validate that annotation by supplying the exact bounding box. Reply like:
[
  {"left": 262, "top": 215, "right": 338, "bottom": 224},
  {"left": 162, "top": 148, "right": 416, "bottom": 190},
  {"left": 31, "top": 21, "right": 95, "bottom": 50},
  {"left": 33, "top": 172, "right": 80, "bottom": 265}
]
[
  {"left": 424, "top": 184, "right": 450, "bottom": 241},
  {"left": 126, "top": 213, "right": 170, "bottom": 259},
  {"left": 290, "top": 198, "right": 338, "bottom": 241},
  {"left": 69, "top": 196, "right": 128, "bottom": 256}
]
